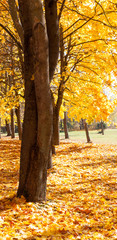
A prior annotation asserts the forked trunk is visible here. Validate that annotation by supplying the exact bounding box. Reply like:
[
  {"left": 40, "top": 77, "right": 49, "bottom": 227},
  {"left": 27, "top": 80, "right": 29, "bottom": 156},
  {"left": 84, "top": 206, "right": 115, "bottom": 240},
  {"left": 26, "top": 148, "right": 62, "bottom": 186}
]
[{"left": 17, "top": 0, "right": 52, "bottom": 202}]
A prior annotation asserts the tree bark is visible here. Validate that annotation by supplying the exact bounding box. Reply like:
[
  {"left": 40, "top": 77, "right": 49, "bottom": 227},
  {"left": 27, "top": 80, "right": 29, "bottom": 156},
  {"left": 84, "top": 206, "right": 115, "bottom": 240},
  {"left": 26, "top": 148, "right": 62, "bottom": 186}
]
[
  {"left": 6, "top": 120, "right": 11, "bottom": 136},
  {"left": 11, "top": 109, "right": 15, "bottom": 138},
  {"left": 84, "top": 119, "right": 91, "bottom": 143},
  {"left": 17, "top": 0, "right": 53, "bottom": 202},
  {"left": 0, "top": 118, "right": 1, "bottom": 139},
  {"left": 44, "top": 0, "right": 59, "bottom": 82},
  {"left": 64, "top": 111, "right": 69, "bottom": 139},
  {"left": 15, "top": 105, "right": 22, "bottom": 140},
  {"left": 101, "top": 120, "right": 104, "bottom": 135},
  {"left": 53, "top": 107, "right": 60, "bottom": 145},
  {"left": 47, "top": 148, "right": 52, "bottom": 169}
]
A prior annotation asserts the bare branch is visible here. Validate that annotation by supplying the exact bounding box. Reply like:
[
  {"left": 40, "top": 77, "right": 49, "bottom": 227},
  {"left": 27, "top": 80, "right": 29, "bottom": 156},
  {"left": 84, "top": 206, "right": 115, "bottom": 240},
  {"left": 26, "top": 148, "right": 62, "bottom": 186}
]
[
  {"left": 63, "top": 15, "right": 96, "bottom": 40},
  {"left": 0, "top": 23, "right": 23, "bottom": 49},
  {"left": 58, "top": 0, "right": 66, "bottom": 20},
  {"left": 8, "top": 0, "right": 24, "bottom": 46}
]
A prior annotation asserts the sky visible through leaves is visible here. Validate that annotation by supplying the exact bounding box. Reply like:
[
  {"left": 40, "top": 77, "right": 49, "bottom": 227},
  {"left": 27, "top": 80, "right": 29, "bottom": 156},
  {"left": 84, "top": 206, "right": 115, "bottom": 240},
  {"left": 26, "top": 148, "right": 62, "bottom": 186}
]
[{"left": 0, "top": 139, "right": 117, "bottom": 239}]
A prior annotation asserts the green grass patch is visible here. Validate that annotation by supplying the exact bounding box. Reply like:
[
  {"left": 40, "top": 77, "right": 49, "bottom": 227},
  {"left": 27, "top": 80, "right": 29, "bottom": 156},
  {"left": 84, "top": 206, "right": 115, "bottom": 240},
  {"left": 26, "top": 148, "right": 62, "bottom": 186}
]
[{"left": 60, "top": 129, "right": 117, "bottom": 145}]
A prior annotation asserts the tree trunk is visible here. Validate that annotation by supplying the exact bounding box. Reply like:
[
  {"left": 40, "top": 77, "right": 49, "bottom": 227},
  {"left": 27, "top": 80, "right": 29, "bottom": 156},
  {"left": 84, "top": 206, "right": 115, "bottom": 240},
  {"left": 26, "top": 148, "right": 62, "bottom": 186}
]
[
  {"left": 11, "top": 109, "right": 15, "bottom": 138},
  {"left": 52, "top": 144, "right": 56, "bottom": 155},
  {"left": 101, "top": 120, "right": 104, "bottom": 135},
  {"left": 47, "top": 148, "right": 52, "bottom": 169},
  {"left": 84, "top": 120, "right": 91, "bottom": 143},
  {"left": 53, "top": 107, "right": 60, "bottom": 145},
  {"left": 64, "top": 111, "right": 69, "bottom": 139},
  {"left": 0, "top": 118, "right": 1, "bottom": 139},
  {"left": 80, "top": 118, "right": 84, "bottom": 130},
  {"left": 44, "top": 0, "right": 59, "bottom": 82},
  {"left": 6, "top": 120, "right": 11, "bottom": 136},
  {"left": 15, "top": 105, "right": 22, "bottom": 140},
  {"left": 17, "top": 0, "right": 53, "bottom": 202}
]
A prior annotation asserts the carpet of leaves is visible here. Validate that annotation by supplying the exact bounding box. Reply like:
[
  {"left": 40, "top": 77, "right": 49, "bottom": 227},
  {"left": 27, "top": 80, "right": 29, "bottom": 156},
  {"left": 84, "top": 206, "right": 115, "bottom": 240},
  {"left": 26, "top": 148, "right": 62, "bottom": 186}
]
[{"left": 0, "top": 139, "right": 117, "bottom": 240}]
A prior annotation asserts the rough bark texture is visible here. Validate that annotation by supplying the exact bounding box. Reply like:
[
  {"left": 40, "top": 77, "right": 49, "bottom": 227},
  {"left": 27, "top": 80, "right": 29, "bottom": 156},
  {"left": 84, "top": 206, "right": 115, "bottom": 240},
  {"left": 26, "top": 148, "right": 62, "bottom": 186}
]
[
  {"left": 44, "top": 0, "right": 59, "bottom": 81},
  {"left": 17, "top": 0, "right": 53, "bottom": 202},
  {"left": 47, "top": 148, "right": 52, "bottom": 169},
  {"left": 64, "top": 111, "right": 69, "bottom": 139}
]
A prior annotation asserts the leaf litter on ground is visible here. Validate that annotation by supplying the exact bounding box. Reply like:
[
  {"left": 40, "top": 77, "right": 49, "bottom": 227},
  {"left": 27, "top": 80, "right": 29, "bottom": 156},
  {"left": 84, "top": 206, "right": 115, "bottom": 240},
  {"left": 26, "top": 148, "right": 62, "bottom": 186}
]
[{"left": 0, "top": 138, "right": 117, "bottom": 239}]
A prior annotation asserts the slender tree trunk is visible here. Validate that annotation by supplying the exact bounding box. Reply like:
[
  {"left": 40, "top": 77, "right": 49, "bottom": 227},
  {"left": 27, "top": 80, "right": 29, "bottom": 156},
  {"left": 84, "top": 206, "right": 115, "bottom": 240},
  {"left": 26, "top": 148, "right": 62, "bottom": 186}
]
[
  {"left": 64, "top": 111, "right": 69, "bottom": 139},
  {"left": 15, "top": 105, "right": 22, "bottom": 140},
  {"left": 101, "top": 120, "right": 104, "bottom": 135},
  {"left": 80, "top": 119, "right": 84, "bottom": 130},
  {"left": 52, "top": 144, "right": 56, "bottom": 155},
  {"left": 84, "top": 119, "right": 91, "bottom": 143},
  {"left": 53, "top": 108, "right": 60, "bottom": 145},
  {"left": 11, "top": 109, "right": 15, "bottom": 138},
  {"left": 44, "top": 0, "right": 59, "bottom": 82},
  {"left": 0, "top": 118, "right": 1, "bottom": 139},
  {"left": 6, "top": 120, "right": 11, "bottom": 136}
]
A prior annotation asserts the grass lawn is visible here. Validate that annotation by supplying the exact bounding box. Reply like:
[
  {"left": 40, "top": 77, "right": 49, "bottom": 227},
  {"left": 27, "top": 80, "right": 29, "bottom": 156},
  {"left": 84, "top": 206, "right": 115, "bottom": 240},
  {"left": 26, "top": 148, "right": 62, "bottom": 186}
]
[{"left": 60, "top": 129, "right": 117, "bottom": 145}]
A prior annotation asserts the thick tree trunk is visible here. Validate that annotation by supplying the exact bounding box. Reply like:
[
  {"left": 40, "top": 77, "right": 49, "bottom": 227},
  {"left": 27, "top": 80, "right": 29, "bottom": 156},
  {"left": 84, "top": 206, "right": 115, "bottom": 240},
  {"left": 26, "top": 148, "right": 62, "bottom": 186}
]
[
  {"left": 6, "top": 120, "right": 11, "bottom": 136},
  {"left": 47, "top": 148, "right": 52, "bottom": 169},
  {"left": 17, "top": 0, "right": 53, "bottom": 202},
  {"left": 84, "top": 120, "right": 91, "bottom": 143},
  {"left": 11, "top": 109, "right": 15, "bottom": 138},
  {"left": 15, "top": 105, "right": 22, "bottom": 140},
  {"left": 64, "top": 111, "right": 69, "bottom": 139}
]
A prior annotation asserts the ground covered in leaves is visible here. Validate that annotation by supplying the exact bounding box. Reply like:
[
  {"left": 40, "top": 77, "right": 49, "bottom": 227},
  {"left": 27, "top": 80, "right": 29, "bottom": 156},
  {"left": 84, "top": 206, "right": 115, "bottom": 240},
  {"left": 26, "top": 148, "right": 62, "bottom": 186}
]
[{"left": 0, "top": 139, "right": 117, "bottom": 239}]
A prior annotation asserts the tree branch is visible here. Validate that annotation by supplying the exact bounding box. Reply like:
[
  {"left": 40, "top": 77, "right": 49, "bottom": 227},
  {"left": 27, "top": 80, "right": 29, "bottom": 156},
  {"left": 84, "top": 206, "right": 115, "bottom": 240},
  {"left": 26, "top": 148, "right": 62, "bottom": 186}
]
[
  {"left": 8, "top": 0, "right": 24, "bottom": 47},
  {"left": 58, "top": 0, "right": 66, "bottom": 20},
  {"left": 0, "top": 23, "right": 23, "bottom": 49},
  {"left": 44, "top": 0, "right": 59, "bottom": 82}
]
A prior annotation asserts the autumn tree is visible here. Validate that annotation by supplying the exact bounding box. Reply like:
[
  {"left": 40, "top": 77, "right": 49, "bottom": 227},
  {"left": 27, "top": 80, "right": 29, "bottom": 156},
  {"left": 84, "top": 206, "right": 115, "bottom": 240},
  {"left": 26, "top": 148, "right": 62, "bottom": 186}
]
[
  {"left": 51, "top": 0, "right": 117, "bottom": 145},
  {"left": 15, "top": 0, "right": 59, "bottom": 202},
  {"left": 0, "top": 0, "right": 59, "bottom": 201},
  {"left": 0, "top": 1, "right": 24, "bottom": 139},
  {"left": 0, "top": 33, "right": 23, "bottom": 139}
]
